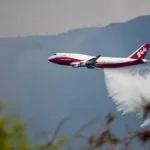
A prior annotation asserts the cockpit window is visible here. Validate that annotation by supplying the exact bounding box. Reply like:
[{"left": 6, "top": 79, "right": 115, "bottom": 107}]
[{"left": 53, "top": 53, "right": 56, "bottom": 55}]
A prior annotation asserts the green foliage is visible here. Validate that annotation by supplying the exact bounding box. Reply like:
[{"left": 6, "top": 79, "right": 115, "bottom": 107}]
[
  {"left": 56, "top": 135, "right": 69, "bottom": 147},
  {"left": 0, "top": 102, "right": 30, "bottom": 150}
]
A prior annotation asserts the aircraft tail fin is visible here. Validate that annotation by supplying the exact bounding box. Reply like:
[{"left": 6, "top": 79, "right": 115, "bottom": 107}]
[{"left": 128, "top": 43, "right": 150, "bottom": 59}]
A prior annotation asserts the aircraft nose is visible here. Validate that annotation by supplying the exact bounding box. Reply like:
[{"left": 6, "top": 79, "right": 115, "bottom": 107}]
[{"left": 48, "top": 56, "right": 55, "bottom": 62}]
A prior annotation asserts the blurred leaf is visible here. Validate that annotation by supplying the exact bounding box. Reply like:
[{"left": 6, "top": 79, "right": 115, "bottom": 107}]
[
  {"left": 56, "top": 135, "right": 69, "bottom": 147},
  {"left": 135, "top": 129, "right": 150, "bottom": 144},
  {"left": 51, "top": 115, "right": 71, "bottom": 142},
  {"left": 105, "top": 113, "right": 116, "bottom": 126}
]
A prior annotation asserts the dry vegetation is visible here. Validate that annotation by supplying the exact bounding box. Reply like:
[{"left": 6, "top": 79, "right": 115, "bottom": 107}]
[{"left": 0, "top": 102, "right": 150, "bottom": 150}]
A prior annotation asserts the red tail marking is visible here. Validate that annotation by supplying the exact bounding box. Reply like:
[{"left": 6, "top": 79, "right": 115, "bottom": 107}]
[{"left": 128, "top": 43, "right": 150, "bottom": 59}]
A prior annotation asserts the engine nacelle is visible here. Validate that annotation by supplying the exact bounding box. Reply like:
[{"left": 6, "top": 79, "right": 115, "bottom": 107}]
[
  {"left": 71, "top": 62, "right": 81, "bottom": 68},
  {"left": 71, "top": 60, "right": 95, "bottom": 68}
]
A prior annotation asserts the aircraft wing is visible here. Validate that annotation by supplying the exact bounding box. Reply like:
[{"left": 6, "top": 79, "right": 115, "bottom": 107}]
[
  {"left": 85, "top": 55, "right": 101, "bottom": 68},
  {"left": 87, "top": 55, "right": 101, "bottom": 63},
  {"left": 71, "top": 55, "right": 101, "bottom": 68}
]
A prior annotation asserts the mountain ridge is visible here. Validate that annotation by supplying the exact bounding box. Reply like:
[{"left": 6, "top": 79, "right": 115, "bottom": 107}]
[{"left": 1, "top": 15, "right": 150, "bottom": 39}]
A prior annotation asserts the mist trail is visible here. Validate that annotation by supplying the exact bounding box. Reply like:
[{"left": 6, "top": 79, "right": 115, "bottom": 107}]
[{"left": 104, "top": 66, "right": 150, "bottom": 127}]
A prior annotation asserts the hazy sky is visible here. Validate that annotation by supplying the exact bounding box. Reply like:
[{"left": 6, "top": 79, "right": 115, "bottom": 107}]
[{"left": 0, "top": 0, "right": 150, "bottom": 37}]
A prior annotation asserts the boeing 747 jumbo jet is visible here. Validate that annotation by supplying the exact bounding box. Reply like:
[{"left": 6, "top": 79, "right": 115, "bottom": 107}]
[{"left": 48, "top": 43, "right": 150, "bottom": 69}]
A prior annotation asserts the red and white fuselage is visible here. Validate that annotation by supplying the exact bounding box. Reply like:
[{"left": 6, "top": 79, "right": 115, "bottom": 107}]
[{"left": 48, "top": 43, "right": 150, "bottom": 69}]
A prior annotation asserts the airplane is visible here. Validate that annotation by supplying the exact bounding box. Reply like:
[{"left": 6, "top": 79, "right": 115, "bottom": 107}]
[{"left": 48, "top": 43, "right": 150, "bottom": 69}]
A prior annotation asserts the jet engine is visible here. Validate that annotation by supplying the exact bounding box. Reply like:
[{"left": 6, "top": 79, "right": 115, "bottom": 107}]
[{"left": 71, "top": 62, "right": 82, "bottom": 68}]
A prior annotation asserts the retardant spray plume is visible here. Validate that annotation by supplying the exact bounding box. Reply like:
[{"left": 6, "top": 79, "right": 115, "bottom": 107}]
[{"left": 104, "top": 66, "right": 150, "bottom": 127}]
